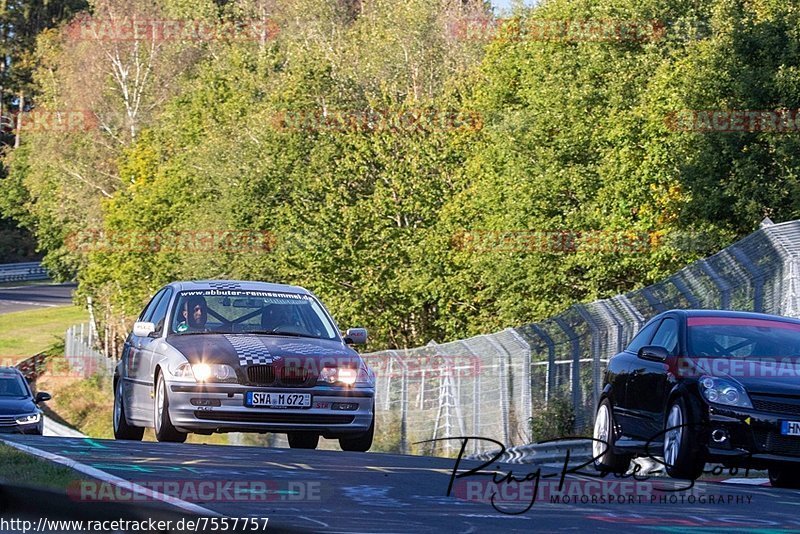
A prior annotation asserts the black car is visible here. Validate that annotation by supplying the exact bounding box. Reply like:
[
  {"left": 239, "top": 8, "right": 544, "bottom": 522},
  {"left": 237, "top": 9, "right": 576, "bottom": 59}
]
[
  {"left": 593, "top": 309, "right": 800, "bottom": 487},
  {"left": 0, "top": 367, "right": 50, "bottom": 434}
]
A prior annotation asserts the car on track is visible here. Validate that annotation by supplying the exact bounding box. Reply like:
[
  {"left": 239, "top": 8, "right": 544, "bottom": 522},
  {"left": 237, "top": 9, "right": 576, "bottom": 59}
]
[
  {"left": 593, "top": 309, "right": 800, "bottom": 487},
  {"left": 113, "top": 280, "right": 375, "bottom": 450},
  {"left": 0, "top": 367, "right": 50, "bottom": 435}
]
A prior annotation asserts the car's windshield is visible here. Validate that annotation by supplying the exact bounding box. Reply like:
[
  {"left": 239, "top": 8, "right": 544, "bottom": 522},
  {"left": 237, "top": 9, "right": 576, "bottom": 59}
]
[
  {"left": 0, "top": 372, "right": 27, "bottom": 397},
  {"left": 169, "top": 289, "right": 339, "bottom": 340},
  {"left": 688, "top": 316, "right": 800, "bottom": 358}
]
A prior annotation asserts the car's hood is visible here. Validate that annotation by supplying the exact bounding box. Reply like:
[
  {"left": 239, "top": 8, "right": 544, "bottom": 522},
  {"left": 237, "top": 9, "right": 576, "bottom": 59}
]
[
  {"left": 684, "top": 356, "right": 800, "bottom": 395},
  {"left": 166, "top": 333, "right": 361, "bottom": 370},
  {"left": 0, "top": 397, "right": 37, "bottom": 416}
]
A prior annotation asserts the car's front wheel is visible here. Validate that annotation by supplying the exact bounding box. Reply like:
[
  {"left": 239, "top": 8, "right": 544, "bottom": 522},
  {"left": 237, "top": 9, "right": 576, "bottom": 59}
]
[
  {"left": 114, "top": 378, "right": 144, "bottom": 441},
  {"left": 340, "top": 417, "right": 374, "bottom": 452},
  {"left": 154, "top": 373, "right": 186, "bottom": 443},
  {"left": 769, "top": 465, "right": 800, "bottom": 488},
  {"left": 593, "top": 398, "right": 631, "bottom": 472},
  {"left": 287, "top": 432, "right": 319, "bottom": 449},
  {"left": 663, "top": 397, "right": 704, "bottom": 480}
]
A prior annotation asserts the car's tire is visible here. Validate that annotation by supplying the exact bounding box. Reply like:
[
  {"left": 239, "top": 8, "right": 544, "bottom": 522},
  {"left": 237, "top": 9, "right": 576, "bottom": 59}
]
[
  {"left": 593, "top": 398, "right": 631, "bottom": 473},
  {"left": 113, "top": 378, "right": 144, "bottom": 441},
  {"left": 288, "top": 432, "right": 319, "bottom": 449},
  {"left": 340, "top": 416, "right": 375, "bottom": 452},
  {"left": 769, "top": 465, "right": 800, "bottom": 488},
  {"left": 663, "top": 396, "right": 704, "bottom": 480},
  {"left": 154, "top": 372, "right": 187, "bottom": 443}
]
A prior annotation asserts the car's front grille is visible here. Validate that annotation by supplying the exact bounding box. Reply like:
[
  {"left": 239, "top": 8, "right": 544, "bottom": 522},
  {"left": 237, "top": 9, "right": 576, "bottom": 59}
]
[
  {"left": 247, "top": 365, "right": 275, "bottom": 386},
  {"left": 194, "top": 411, "right": 354, "bottom": 425},
  {"left": 281, "top": 367, "right": 310, "bottom": 386},
  {"left": 752, "top": 397, "right": 800, "bottom": 416},
  {"left": 0, "top": 415, "right": 16, "bottom": 427},
  {"left": 752, "top": 429, "right": 800, "bottom": 456}
]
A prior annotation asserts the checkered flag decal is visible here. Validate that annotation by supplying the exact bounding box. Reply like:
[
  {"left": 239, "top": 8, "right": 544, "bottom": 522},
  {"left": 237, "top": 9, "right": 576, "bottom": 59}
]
[
  {"left": 279, "top": 342, "right": 344, "bottom": 356},
  {"left": 224, "top": 335, "right": 275, "bottom": 366},
  {"left": 209, "top": 282, "right": 242, "bottom": 290}
]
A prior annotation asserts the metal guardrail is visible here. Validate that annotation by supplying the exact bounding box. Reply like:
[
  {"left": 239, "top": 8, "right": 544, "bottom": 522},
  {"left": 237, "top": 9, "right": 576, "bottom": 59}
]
[
  {"left": 467, "top": 439, "right": 593, "bottom": 465},
  {"left": 14, "top": 353, "right": 47, "bottom": 382},
  {"left": 0, "top": 261, "right": 48, "bottom": 283}
]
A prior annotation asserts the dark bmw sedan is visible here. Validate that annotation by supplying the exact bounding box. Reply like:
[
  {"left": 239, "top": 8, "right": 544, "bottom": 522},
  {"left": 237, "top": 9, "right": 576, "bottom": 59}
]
[
  {"left": 593, "top": 309, "right": 800, "bottom": 487},
  {"left": 0, "top": 367, "right": 50, "bottom": 434}
]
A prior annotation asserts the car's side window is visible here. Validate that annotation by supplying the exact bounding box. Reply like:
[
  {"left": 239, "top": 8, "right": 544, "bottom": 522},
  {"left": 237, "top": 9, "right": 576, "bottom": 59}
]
[
  {"left": 140, "top": 288, "right": 167, "bottom": 323},
  {"left": 626, "top": 320, "right": 659, "bottom": 353},
  {"left": 149, "top": 289, "right": 173, "bottom": 337},
  {"left": 651, "top": 317, "right": 679, "bottom": 355}
]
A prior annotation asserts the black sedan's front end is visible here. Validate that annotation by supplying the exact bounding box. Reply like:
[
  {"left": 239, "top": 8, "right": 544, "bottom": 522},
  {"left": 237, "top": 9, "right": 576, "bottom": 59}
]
[{"left": 0, "top": 368, "right": 48, "bottom": 435}]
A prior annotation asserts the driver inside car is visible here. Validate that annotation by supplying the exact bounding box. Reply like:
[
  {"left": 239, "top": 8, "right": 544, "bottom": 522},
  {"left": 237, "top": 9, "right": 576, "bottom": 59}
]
[
  {"left": 176, "top": 296, "right": 208, "bottom": 333},
  {"left": 261, "top": 304, "right": 297, "bottom": 332}
]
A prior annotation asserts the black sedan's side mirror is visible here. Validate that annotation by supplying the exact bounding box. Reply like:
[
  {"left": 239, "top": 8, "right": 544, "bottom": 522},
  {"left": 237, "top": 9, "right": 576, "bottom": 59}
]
[
  {"left": 638, "top": 345, "right": 670, "bottom": 362},
  {"left": 34, "top": 391, "right": 51, "bottom": 403}
]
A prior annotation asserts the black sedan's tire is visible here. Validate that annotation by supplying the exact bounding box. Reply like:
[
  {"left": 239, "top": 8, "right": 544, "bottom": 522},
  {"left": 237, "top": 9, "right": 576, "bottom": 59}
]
[
  {"left": 593, "top": 398, "right": 631, "bottom": 473},
  {"left": 663, "top": 396, "right": 704, "bottom": 480},
  {"left": 769, "top": 465, "right": 800, "bottom": 488},
  {"left": 114, "top": 378, "right": 144, "bottom": 441},
  {"left": 340, "top": 417, "right": 374, "bottom": 452},
  {"left": 154, "top": 373, "right": 187, "bottom": 443},
  {"left": 288, "top": 432, "right": 319, "bottom": 449}
]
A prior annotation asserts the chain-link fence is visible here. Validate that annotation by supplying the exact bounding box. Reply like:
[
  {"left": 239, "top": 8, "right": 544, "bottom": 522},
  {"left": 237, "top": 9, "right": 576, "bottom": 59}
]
[
  {"left": 365, "top": 219, "right": 800, "bottom": 455},
  {"left": 65, "top": 323, "right": 116, "bottom": 379}
]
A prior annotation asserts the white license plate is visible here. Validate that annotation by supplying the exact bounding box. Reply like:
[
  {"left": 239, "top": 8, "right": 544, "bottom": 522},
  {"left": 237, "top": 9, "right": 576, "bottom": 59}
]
[
  {"left": 780, "top": 421, "right": 800, "bottom": 436},
  {"left": 245, "top": 392, "right": 311, "bottom": 409}
]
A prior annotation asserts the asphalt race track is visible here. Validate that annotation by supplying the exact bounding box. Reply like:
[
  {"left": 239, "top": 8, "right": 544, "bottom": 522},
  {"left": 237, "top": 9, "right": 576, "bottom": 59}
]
[
  {"left": 1, "top": 435, "right": 797, "bottom": 533},
  {"left": 0, "top": 283, "right": 75, "bottom": 314}
]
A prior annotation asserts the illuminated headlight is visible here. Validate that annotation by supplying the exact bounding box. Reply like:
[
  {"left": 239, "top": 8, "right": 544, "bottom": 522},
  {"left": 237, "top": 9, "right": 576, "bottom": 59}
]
[
  {"left": 15, "top": 413, "right": 41, "bottom": 425},
  {"left": 700, "top": 376, "right": 752, "bottom": 409},
  {"left": 318, "top": 367, "right": 359, "bottom": 386},
  {"left": 191, "top": 363, "right": 238, "bottom": 383}
]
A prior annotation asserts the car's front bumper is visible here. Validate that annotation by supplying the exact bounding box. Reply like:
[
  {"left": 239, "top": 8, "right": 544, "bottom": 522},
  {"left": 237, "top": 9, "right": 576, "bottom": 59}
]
[
  {"left": 0, "top": 420, "right": 43, "bottom": 434},
  {"left": 706, "top": 403, "right": 800, "bottom": 467},
  {"left": 167, "top": 381, "right": 374, "bottom": 438}
]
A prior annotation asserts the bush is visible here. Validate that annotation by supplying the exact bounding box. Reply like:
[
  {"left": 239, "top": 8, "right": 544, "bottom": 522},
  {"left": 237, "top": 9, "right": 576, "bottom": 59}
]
[{"left": 530, "top": 396, "right": 576, "bottom": 443}]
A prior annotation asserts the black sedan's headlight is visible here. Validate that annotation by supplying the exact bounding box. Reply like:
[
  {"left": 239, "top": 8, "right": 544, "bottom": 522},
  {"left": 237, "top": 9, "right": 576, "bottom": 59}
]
[
  {"left": 700, "top": 375, "right": 753, "bottom": 409},
  {"left": 15, "top": 413, "right": 41, "bottom": 425}
]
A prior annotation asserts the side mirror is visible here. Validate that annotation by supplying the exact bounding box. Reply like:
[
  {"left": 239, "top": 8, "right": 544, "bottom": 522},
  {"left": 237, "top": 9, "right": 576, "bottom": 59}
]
[
  {"left": 35, "top": 391, "right": 51, "bottom": 403},
  {"left": 638, "top": 345, "right": 670, "bottom": 362},
  {"left": 344, "top": 328, "right": 368, "bottom": 345},
  {"left": 133, "top": 321, "right": 156, "bottom": 337}
]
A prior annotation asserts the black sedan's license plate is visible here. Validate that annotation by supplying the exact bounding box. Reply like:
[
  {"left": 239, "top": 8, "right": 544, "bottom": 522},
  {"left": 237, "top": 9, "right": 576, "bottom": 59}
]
[{"left": 245, "top": 392, "right": 312, "bottom": 409}]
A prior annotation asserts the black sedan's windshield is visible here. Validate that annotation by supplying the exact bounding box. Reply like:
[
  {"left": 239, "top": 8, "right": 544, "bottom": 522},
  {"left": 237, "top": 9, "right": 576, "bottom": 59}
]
[
  {"left": 169, "top": 289, "right": 339, "bottom": 340},
  {"left": 0, "top": 373, "right": 27, "bottom": 397},
  {"left": 688, "top": 317, "right": 800, "bottom": 358}
]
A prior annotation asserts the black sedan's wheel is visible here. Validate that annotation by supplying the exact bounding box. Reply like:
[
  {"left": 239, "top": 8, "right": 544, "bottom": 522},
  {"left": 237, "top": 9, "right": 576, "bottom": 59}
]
[
  {"left": 769, "top": 465, "right": 800, "bottom": 488},
  {"left": 154, "top": 373, "right": 187, "bottom": 443},
  {"left": 288, "top": 432, "right": 319, "bottom": 449},
  {"left": 114, "top": 378, "right": 144, "bottom": 441},
  {"left": 663, "top": 397, "right": 704, "bottom": 480},
  {"left": 340, "top": 417, "right": 374, "bottom": 452},
  {"left": 593, "top": 399, "right": 631, "bottom": 473}
]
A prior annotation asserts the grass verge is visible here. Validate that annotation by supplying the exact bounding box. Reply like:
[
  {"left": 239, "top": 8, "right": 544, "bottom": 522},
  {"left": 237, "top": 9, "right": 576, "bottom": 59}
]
[
  {"left": 0, "top": 305, "right": 86, "bottom": 361},
  {"left": 0, "top": 442, "right": 81, "bottom": 490}
]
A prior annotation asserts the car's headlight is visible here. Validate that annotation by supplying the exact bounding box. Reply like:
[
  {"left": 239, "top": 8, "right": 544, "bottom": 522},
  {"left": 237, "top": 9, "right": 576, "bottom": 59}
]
[
  {"left": 15, "top": 413, "right": 40, "bottom": 425},
  {"left": 700, "top": 375, "right": 752, "bottom": 408},
  {"left": 169, "top": 361, "right": 238, "bottom": 383},
  {"left": 319, "top": 367, "right": 356, "bottom": 386},
  {"left": 191, "top": 363, "right": 238, "bottom": 383}
]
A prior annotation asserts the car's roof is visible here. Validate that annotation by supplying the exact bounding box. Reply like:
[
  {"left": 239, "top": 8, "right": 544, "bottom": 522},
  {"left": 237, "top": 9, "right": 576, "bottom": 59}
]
[
  {"left": 668, "top": 309, "right": 800, "bottom": 325},
  {"left": 0, "top": 367, "right": 22, "bottom": 376},
  {"left": 170, "top": 280, "right": 311, "bottom": 295}
]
